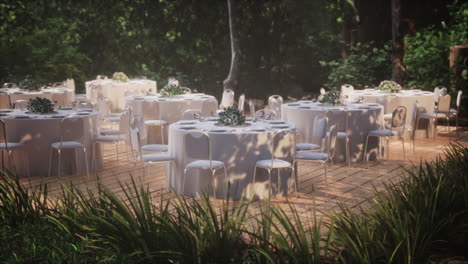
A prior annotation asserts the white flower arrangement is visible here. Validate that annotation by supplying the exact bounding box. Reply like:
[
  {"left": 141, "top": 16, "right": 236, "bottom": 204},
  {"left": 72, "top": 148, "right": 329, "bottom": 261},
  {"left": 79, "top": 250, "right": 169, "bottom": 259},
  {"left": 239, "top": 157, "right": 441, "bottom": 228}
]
[
  {"left": 112, "top": 72, "right": 129, "bottom": 82},
  {"left": 378, "top": 80, "right": 401, "bottom": 93}
]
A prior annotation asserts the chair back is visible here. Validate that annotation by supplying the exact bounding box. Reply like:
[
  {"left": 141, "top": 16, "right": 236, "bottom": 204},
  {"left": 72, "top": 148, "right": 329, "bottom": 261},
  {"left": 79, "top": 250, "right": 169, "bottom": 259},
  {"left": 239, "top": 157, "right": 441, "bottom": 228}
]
[
  {"left": 141, "top": 100, "right": 161, "bottom": 120},
  {"left": 3, "top": 83, "right": 18, "bottom": 88},
  {"left": 248, "top": 100, "right": 255, "bottom": 116},
  {"left": 326, "top": 124, "right": 338, "bottom": 160},
  {"left": 434, "top": 86, "right": 447, "bottom": 103},
  {"left": 456, "top": 90, "right": 463, "bottom": 108},
  {"left": 132, "top": 115, "right": 147, "bottom": 146},
  {"left": 238, "top": 93, "right": 245, "bottom": 112},
  {"left": 0, "top": 119, "right": 9, "bottom": 150},
  {"left": 437, "top": 94, "right": 451, "bottom": 112},
  {"left": 183, "top": 131, "right": 213, "bottom": 168},
  {"left": 391, "top": 106, "right": 407, "bottom": 129},
  {"left": 96, "top": 75, "right": 108, "bottom": 80},
  {"left": 202, "top": 97, "right": 218, "bottom": 117},
  {"left": 74, "top": 100, "right": 94, "bottom": 110},
  {"left": 182, "top": 109, "right": 203, "bottom": 120},
  {"left": 341, "top": 84, "right": 354, "bottom": 98},
  {"left": 311, "top": 115, "right": 328, "bottom": 146},
  {"left": 59, "top": 115, "right": 85, "bottom": 147},
  {"left": 269, "top": 129, "right": 294, "bottom": 168},
  {"left": 410, "top": 102, "right": 419, "bottom": 130},
  {"left": 13, "top": 100, "right": 28, "bottom": 110},
  {"left": 129, "top": 122, "right": 142, "bottom": 159},
  {"left": 255, "top": 109, "right": 276, "bottom": 120},
  {"left": 326, "top": 109, "right": 348, "bottom": 134},
  {"left": 267, "top": 95, "right": 283, "bottom": 117},
  {"left": 96, "top": 93, "right": 111, "bottom": 116},
  {"left": 119, "top": 106, "right": 132, "bottom": 135},
  {"left": 219, "top": 89, "right": 235, "bottom": 109}
]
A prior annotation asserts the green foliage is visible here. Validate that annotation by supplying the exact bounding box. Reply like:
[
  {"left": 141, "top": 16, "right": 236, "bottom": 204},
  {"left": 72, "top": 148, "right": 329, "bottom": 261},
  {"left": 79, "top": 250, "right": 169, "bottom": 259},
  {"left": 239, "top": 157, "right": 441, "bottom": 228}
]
[
  {"left": 320, "top": 42, "right": 392, "bottom": 89},
  {"left": 26, "top": 97, "right": 54, "bottom": 113},
  {"left": 404, "top": 1, "right": 468, "bottom": 91},
  {"left": 18, "top": 76, "right": 41, "bottom": 91},
  {"left": 320, "top": 88, "right": 342, "bottom": 105}
]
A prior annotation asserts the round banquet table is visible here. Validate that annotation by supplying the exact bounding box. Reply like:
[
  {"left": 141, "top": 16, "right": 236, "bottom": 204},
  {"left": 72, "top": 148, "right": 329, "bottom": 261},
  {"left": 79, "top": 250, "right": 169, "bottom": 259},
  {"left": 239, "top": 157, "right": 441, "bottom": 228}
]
[
  {"left": 281, "top": 102, "right": 383, "bottom": 163},
  {"left": 86, "top": 79, "right": 157, "bottom": 112},
  {"left": 345, "top": 89, "right": 435, "bottom": 127},
  {"left": 1, "top": 109, "right": 102, "bottom": 177},
  {"left": 0, "top": 87, "right": 74, "bottom": 109},
  {"left": 126, "top": 93, "right": 218, "bottom": 143},
  {"left": 167, "top": 120, "right": 296, "bottom": 200}
]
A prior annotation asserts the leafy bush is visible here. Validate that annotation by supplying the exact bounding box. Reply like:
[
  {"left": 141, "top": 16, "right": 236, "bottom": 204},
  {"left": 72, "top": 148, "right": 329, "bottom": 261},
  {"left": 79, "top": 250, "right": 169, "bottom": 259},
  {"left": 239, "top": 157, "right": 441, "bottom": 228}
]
[{"left": 320, "top": 42, "right": 392, "bottom": 89}]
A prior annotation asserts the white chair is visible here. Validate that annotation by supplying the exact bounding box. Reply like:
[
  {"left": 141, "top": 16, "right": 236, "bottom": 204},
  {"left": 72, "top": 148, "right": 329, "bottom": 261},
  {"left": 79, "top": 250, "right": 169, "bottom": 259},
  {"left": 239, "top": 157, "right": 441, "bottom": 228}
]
[
  {"left": 0, "top": 119, "right": 30, "bottom": 176},
  {"left": 96, "top": 75, "right": 108, "bottom": 80},
  {"left": 219, "top": 89, "right": 235, "bottom": 109},
  {"left": 3, "top": 83, "right": 18, "bottom": 88},
  {"left": 96, "top": 93, "right": 121, "bottom": 126},
  {"left": 294, "top": 124, "right": 337, "bottom": 185},
  {"left": 128, "top": 122, "right": 174, "bottom": 179},
  {"left": 181, "top": 87, "right": 192, "bottom": 94},
  {"left": 253, "top": 129, "right": 296, "bottom": 198},
  {"left": 13, "top": 100, "right": 28, "bottom": 110},
  {"left": 182, "top": 109, "right": 203, "bottom": 120},
  {"left": 433, "top": 86, "right": 448, "bottom": 106},
  {"left": 416, "top": 94, "right": 451, "bottom": 138},
  {"left": 340, "top": 84, "right": 354, "bottom": 102},
  {"left": 248, "top": 100, "right": 256, "bottom": 116},
  {"left": 296, "top": 114, "right": 327, "bottom": 152},
  {"left": 238, "top": 93, "right": 245, "bottom": 112},
  {"left": 73, "top": 100, "right": 94, "bottom": 110},
  {"left": 327, "top": 109, "right": 351, "bottom": 167},
  {"left": 143, "top": 100, "right": 168, "bottom": 145},
  {"left": 48, "top": 116, "right": 89, "bottom": 178},
  {"left": 133, "top": 115, "right": 167, "bottom": 153},
  {"left": 364, "top": 106, "right": 407, "bottom": 161},
  {"left": 254, "top": 109, "right": 276, "bottom": 121},
  {"left": 267, "top": 95, "right": 283, "bottom": 117},
  {"left": 437, "top": 90, "right": 462, "bottom": 134},
  {"left": 182, "top": 131, "right": 228, "bottom": 198},
  {"left": 100, "top": 106, "right": 132, "bottom": 137},
  {"left": 202, "top": 97, "right": 218, "bottom": 117}
]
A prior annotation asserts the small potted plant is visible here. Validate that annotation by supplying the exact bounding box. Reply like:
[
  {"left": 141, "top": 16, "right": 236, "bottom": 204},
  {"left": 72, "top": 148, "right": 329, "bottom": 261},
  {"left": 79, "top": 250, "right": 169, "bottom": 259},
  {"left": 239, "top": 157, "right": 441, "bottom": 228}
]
[{"left": 27, "top": 97, "right": 54, "bottom": 114}]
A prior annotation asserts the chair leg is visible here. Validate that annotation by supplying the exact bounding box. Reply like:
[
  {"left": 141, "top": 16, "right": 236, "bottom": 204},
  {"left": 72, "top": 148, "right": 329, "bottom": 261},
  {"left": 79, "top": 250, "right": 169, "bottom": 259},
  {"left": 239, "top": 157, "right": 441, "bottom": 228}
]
[
  {"left": 456, "top": 115, "right": 459, "bottom": 136},
  {"left": 267, "top": 169, "right": 272, "bottom": 199},
  {"left": 363, "top": 135, "right": 369, "bottom": 163},
  {"left": 223, "top": 167, "right": 229, "bottom": 199},
  {"left": 323, "top": 161, "right": 328, "bottom": 185},
  {"left": 74, "top": 149, "right": 79, "bottom": 175},
  {"left": 48, "top": 148, "right": 53, "bottom": 177},
  {"left": 277, "top": 168, "right": 281, "bottom": 196},
  {"left": 83, "top": 148, "right": 90, "bottom": 179},
  {"left": 346, "top": 137, "right": 351, "bottom": 167},
  {"left": 252, "top": 166, "right": 257, "bottom": 196},
  {"left": 401, "top": 135, "right": 405, "bottom": 160},
  {"left": 57, "top": 149, "right": 62, "bottom": 178},
  {"left": 182, "top": 168, "right": 188, "bottom": 194},
  {"left": 211, "top": 169, "right": 217, "bottom": 199}
]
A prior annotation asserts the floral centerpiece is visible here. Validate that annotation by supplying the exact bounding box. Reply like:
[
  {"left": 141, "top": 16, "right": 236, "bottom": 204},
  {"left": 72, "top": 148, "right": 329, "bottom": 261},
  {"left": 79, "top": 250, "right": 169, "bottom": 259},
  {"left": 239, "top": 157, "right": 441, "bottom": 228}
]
[
  {"left": 19, "top": 76, "right": 41, "bottom": 91},
  {"left": 378, "top": 80, "right": 401, "bottom": 93},
  {"left": 112, "top": 72, "right": 129, "bottom": 82},
  {"left": 217, "top": 106, "right": 246, "bottom": 126},
  {"left": 320, "top": 88, "right": 341, "bottom": 105},
  {"left": 160, "top": 83, "right": 183, "bottom": 97},
  {"left": 27, "top": 97, "right": 54, "bottom": 114}
]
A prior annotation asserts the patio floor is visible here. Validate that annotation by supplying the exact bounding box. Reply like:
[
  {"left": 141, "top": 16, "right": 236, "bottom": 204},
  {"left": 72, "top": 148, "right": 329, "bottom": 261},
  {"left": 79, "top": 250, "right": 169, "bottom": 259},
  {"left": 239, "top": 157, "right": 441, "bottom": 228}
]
[{"left": 19, "top": 126, "right": 468, "bottom": 220}]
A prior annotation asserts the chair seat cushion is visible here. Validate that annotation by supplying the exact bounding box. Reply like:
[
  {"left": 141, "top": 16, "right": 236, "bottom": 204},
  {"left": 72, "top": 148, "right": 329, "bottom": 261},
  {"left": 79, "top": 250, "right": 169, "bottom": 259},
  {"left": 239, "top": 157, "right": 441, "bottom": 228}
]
[
  {"left": 437, "top": 109, "right": 457, "bottom": 115},
  {"left": 139, "top": 153, "right": 173, "bottom": 163},
  {"left": 0, "top": 142, "right": 24, "bottom": 150},
  {"left": 145, "top": 120, "right": 168, "bottom": 126},
  {"left": 100, "top": 129, "right": 125, "bottom": 136},
  {"left": 142, "top": 144, "right": 169, "bottom": 152},
  {"left": 337, "top": 131, "right": 347, "bottom": 138},
  {"left": 186, "top": 160, "right": 225, "bottom": 170},
  {"left": 419, "top": 112, "right": 448, "bottom": 119},
  {"left": 51, "top": 141, "right": 84, "bottom": 149},
  {"left": 104, "top": 117, "right": 120, "bottom": 123},
  {"left": 256, "top": 159, "right": 292, "bottom": 169},
  {"left": 95, "top": 135, "right": 124, "bottom": 142},
  {"left": 296, "top": 143, "right": 321, "bottom": 151},
  {"left": 296, "top": 151, "right": 328, "bottom": 160},
  {"left": 368, "top": 129, "right": 398, "bottom": 136}
]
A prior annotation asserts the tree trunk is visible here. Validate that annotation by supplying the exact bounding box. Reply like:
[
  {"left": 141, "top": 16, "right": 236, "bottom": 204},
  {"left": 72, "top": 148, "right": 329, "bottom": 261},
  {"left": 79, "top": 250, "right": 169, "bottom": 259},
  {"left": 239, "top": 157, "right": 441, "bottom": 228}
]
[
  {"left": 391, "top": 0, "right": 406, "bottom": 83},
  {"left": 223, "top": 0, "right": 240, "bottom": 91}
]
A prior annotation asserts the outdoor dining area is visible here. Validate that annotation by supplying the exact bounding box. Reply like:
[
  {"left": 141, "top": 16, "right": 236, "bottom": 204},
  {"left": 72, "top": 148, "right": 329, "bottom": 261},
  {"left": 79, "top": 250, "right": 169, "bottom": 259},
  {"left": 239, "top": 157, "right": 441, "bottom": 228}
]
[{"left": 1, "top": 76, "right": 465, "bottom": 201}]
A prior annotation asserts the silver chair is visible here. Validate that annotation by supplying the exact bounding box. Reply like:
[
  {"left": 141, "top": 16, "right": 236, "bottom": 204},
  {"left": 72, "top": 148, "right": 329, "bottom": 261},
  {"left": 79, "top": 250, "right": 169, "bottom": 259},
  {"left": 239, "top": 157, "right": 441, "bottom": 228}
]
[
  {"left": 294, "top": 124, "right": 337, "bottom": 185},
  {"left": 96, "top": 93, "right": 121, "bottom": 127},
  {"left": 254, "top": 109, "right": 276, "bottom": 121},
  {"left": 0, "top": 119, "right": 30, "bottom": 176},
  {"left": 133, "top": 115, "right": 168, "bottom": 153},
  {"left": 202, "top": 97, "right": 219, "bottom": 117},
  {"left": 182, "top": 131, "right": 228, "bottom": 198},
  {"left": 128, "top": 121, "right": 174, "bottom": 179},
  {"left": 182, "top": 109, "right": 203, "bottom": 120},
  {"left": 433, "top": 86, "right": 447, "bottom": 108},
  {"left": 364, "top": 106, "right": 407, "bottom": 161},
  {"left": 437, "top": 90, "right": 462, "bottom": 135},
  {"left": 296, "top": 114, "right": 328, "bottom": 152},
  {"left": 340, "top": 84, "right": 354, "bottom": 102},
  {"left": 416, "top": 94, "right": 450, "bottom": 138},
  {"left": 48, "top": 116, "right": 89, "bottom": 178},
  {"left": 267, "top": 95, "right": 283, "bottom": 118},
  {"left": 143, "top": 100, "right": 168, "bottom": 145},
  {"left": 13, "top": 100, "right": 28, "bottom": 110},
  {"left": 253, "top": 129, "right": 296, "bottom": 198},
  {"left": 327, "top": 109, "right": 351, "bottom": 167},
  {"left": 248, "top": 100, "right": 256, "bottom": 116}
]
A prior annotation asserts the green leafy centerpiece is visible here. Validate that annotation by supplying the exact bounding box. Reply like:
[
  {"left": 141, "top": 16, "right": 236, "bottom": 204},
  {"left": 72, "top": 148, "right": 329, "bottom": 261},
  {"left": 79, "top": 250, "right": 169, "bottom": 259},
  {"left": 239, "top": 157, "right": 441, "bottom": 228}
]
[
  {"left": 19, "top": 76, "right": 41, "bottom": 91},
  {"left": 320, "top": 88, "right": 341, "bottom": 105},
  {"left": 112, "top": 72, "right": 129, "bottom": 82},
  {"left": 27, "top": 97, "right": 54, "bottom": 114},
  {"left": 160, "top": 83, "right": 183, "bottom": 97},
  {"left": 378, "top": 80, "right": 401, "bottom": 93},
  {"left": 217, "top": 106, "right": 246, "bottom": 126}
]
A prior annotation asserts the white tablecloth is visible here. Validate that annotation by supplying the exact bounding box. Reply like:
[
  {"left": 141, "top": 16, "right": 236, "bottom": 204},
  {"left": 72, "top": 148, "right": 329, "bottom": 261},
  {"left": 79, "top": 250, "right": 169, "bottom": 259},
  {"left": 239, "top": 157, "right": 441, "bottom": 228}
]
[
  {"left": 346, "top": 89, "right": 434, "bottom": 125},
  {"left": 167, "top": 120, "right": 296, "bottom": 200},
  {"left": 126, "top": 93, "right": 218, "bottom": 143},
  {"left": 1, "top": 109, "right": 101, "bottom": 177},
  {"left": 0, "top": 87, "right": 74, "bottom": 108},
  {"left": 282, "top": 102, "right": 383, "bottom": 162},
  {"left": 86, "top": 79, "right": 157, "bottom": 112}
]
